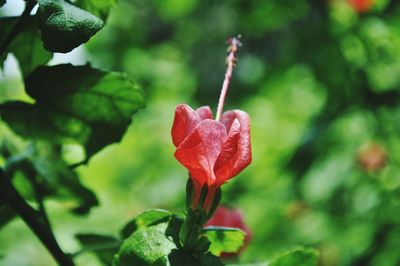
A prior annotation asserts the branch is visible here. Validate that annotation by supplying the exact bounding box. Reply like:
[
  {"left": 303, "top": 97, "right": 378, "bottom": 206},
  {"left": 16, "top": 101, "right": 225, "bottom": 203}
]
[{"left": 0, "top": 169, "right": 75, "bottom": 266}]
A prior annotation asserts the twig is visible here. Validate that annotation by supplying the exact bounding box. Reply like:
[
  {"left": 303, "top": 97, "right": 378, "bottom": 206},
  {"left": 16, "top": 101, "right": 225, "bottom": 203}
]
[{"left": 30, "top": 174, "right": 52, "bottom": 230}]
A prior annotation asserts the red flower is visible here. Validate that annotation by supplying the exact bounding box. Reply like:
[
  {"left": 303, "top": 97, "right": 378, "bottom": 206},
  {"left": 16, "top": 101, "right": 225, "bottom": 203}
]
[
  {"left": 347, "top": 0, "right": 374, "bottom": 13},
  {"left": 171, "top": 104, "right": 251, "bottom": 210},
  {"left": 357, "top": 142, "right": 387, "bottom": 172},
  {"left": 205, "top": 205, "right": 252, "bottom": 257}
]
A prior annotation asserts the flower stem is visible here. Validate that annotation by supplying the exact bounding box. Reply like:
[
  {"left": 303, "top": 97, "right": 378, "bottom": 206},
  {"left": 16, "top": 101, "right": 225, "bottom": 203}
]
[{"left": 215, "top": 35, "right": 242, "bottom": 121}]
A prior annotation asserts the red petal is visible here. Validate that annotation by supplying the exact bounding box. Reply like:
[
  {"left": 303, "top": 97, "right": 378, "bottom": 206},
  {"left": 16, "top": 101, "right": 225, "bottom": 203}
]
[
  {"left": 214, "top": 110, "right": 252, "bottom": 185},
  {"left": 174, "top": 119, "right": 227, "bottom": 185},
  {"left": 171, "top": 104, "right": 201, "bottom": 147},
  {"left": 196, "top": 106, "right": 213, "bottom": 120}
]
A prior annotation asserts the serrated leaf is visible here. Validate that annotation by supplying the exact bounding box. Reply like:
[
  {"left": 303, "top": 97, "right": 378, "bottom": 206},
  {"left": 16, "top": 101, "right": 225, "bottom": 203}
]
[
  {"left": 74, "top": 0, "right": 116, "bottom": 21},
  {"left": 121, "top": 209, "right": 172, "bottom": 239},
  {"left": 115, "top": 223, "right": 176, "bottom": 266},
  {"left": 269, "top": 247, "right": 319, "bottom": 266},
  {"left": 203, "top": 226, "right": 246, "bottom": 256},
  {"left": 37, "top": 0, "right": 104, "bottom": 52},
  {"left": 0, "top": 17, "right": 52, "bottom": 76},
  {"left": 0, "top": 64, "right": 145, "bottom": 160},
  {"left": 76, "top": 233, "right": 120, "bottom": 265}
]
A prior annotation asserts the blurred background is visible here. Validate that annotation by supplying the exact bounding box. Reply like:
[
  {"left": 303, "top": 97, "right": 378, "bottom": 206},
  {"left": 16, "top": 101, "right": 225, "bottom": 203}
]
[{"left": 1, "top": 0, "right": 400, "bottom": 265}]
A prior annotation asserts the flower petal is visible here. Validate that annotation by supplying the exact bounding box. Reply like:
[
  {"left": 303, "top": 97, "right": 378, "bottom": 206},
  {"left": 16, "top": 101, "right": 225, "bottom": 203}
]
[
  {"left": 214, "top": 110, "right": 252, "bottom": 184},
  {"left": 196, "top": 106, "right": 213, "bottom": 120},
  {"left": 174, "top": 119, "right": 227, "bottom": 185},
  {"left": 171, "top": 104, "right": 201, "bottom": 147}
]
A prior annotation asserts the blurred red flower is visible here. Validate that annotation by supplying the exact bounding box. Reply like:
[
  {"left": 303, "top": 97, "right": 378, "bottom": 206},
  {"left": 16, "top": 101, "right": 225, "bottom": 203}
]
[
  {"left": 357, "top": 142, "right": 387, "bottom": 172},
  {"left": 205, "top": 205, "right": 252, "bottom": 257},
  {"left": 347, "top": 0, "right": 374, "bottom": 13},
  {"left": 171, "top": 104, "right": 251, "bottom": 210}
]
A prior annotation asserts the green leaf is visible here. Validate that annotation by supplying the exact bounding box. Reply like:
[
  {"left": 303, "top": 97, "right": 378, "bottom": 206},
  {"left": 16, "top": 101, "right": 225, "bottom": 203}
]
[
  {"left": 0, "top": 0, "right": 6, "bottom": 7},
  {"left": 74, "top": 0, "right": 117, "bottom": 21},
  {"left": 30, "top": 143, "right": 98, "bottom": 214},
  {"left": 121, "top": 209, "right": 172, "bottom": 239},
  {"left": 0, "top": 17, "right": 52, "bottom": 76},
  {"left": 203, "top": 226, "right": 246, "bottom": 256},
  {"left": 37, "top": 0, "right": 104, "bottom": 52},
  {"left": 75, "top": 233, "right": 120, "bottom": 265},
  {"left": 165, "top": 215, "right": 184, "bottom": 248},
  {"left": 168, "top": 250, "right": 223, "bottom": 266},
  {"left": 269, "top": 247, "right": 319, "bottom": 266},
  {"left": 115, "top": 223, "right": 176, "bottom": 266},
  {"left": 0, "top": 64, "right": 145, "bottom": 160},
  {"left": 1, "top": 144, "right": 97, "bottom": 214}
]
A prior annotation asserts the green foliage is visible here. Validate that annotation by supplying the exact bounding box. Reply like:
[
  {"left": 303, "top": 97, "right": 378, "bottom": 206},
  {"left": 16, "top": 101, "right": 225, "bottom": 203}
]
[
  {"left": 30, "top": 144, "right": 98, "bottom": 214},
  {"left": 115, "top": 223, "right": 176, "bottom": 266},
  {"left": 0, "top": 0, "right": 5, "bottom": 7},
  {"left": 75, "top": 0, "right": 117, "bottom": 21},
  {"left": 2, "top": 0, "right": 400, "bottom": 265},
  {"left": 121, "top": 209, "right": 172, "bottom": 238},
  {"left": 0, "top": 17, "right": 52, "bottom": 76},
  {"left": 168, "top": 250, "right": 224, "bottom": 266},
  {"left": 3, "top": 143, "right": 98, "bottom": 214},
  {"left": 269, "top": 247, "right": 319, "bottom": 266},
  {"left": 75, "top": 233, "right": 120, "bottom": 265},
  {"left": 115, "top": 209, "right": 226, "bottom": 266},
  {"left": 203, "top": 227, "right": 246, "bottom": 256},
  {"left": 0, "top": 64, "right": 145, "bottom": 160},
  {"left": 37, "top": 0, "right": 104, "bottom": 52}
]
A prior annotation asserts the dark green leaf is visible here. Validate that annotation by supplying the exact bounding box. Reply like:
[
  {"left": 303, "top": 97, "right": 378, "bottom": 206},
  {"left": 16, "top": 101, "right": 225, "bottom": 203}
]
[
  {"left": 76, "top": 233, "right": 120, "bottom": 265},
  {"left": 165, "top": 215, "right": 184, "bottom": 248},
  {"left": 2, "top": 144, "right": 97, "bottom": 214},
  {"left": 168, "top": 250, "right": 223, "bottom": 266},
  {"left": 0, "top": 0, "right": 6, "bottom": 8},
  {"left": 74, "top": 0, "right": 116, "bottom": 21},
  {"left": 269, "top": 247, "right": 319, "bottom": 266},
  {"left": 30, "top": 144, "right": 98, "bottom": 214},
  {"left": 0, "top": 17, "right": 52, "bottom": 76},
  {"left": 121, "top": 209, "right": 172, "bottom": 238},
  {"left": 115, "top": 223, "right": 176, "bottom": 266},
  {"left": 0, "top": 64, "right": 145, "bottom": 160},
  {"left": 37, "top": 0, "right": 104, "bottom": 52},
  {"left": 198, "top": 252, "right": 224, "bottom": 266},
  {"left": 203, "top": 226, "right": 246, "bottom": 256}
]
